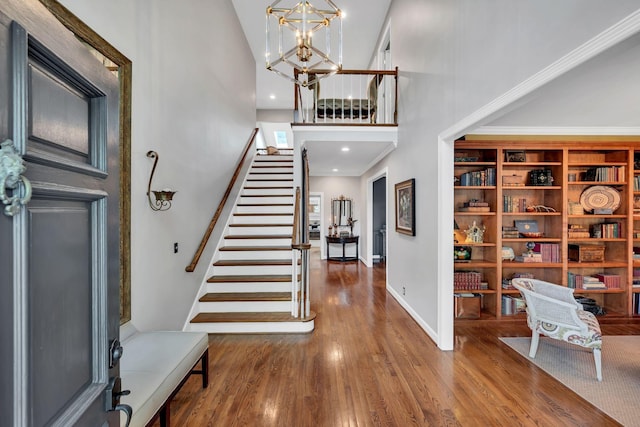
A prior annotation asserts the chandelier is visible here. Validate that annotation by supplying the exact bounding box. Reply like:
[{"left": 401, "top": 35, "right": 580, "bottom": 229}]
[{"left": 266, "top": 0, "right": 342, "bottom": 87}]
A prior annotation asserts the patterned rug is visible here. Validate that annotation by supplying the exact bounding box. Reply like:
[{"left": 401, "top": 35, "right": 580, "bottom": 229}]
[{"left": 500, "top": 335, "right": 640, "bottom": 427}]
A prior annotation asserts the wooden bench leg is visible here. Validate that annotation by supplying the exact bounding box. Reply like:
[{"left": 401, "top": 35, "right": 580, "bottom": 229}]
[
  {"left": 191, "top": 349, "right": 209, "bottom": 389},
  {"left": 159, "top": 402, "right": 170, "bottom": 427}
]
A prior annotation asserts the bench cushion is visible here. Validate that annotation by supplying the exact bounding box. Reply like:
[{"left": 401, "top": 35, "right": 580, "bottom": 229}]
[{"left": 119, "top": 325, "right": 208, "bottom": 427}]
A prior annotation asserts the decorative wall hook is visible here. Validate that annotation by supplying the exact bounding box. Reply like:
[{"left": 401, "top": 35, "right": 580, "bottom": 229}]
[
  {"left": 0, "top": 139, "right": 32, "bottom": 217},
  {"left": 146, "top": 150, "right": 176, "bottom": 211}
]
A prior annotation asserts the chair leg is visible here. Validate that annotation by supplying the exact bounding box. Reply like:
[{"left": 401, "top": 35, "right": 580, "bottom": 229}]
[
  {"left": 593, "top": 348, "right": 602, "bottom": 381},
  {"left": 529, "top": 331, "right": 540, "bottom": 358}
]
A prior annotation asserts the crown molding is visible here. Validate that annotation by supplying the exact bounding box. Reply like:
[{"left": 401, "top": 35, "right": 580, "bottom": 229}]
[{"left": 470, "top": 126, "right": 640, "bottom": 136}]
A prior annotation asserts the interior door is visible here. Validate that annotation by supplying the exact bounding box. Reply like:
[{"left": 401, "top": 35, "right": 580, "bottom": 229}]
[{"left": 0, "top": 1, "right": 121, "bottom": 425}]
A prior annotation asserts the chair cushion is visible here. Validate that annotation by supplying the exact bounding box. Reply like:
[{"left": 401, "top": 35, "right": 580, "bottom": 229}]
[{"left": 530, "top": 309, "right": 602, "bottom": 350}]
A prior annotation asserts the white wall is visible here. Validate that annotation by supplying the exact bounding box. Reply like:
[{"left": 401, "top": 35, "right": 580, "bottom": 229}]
[
  {"left": 60, "top": 0, "right": 257, "bottom": 331},
  {"left": 361, "top": 0, "right": 640, "bottom": 348},
  {"left": 310, "top": 176, "right": 362, "bottom": 259}
]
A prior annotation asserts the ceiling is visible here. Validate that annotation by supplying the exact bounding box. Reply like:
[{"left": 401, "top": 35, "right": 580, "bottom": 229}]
[
  {"left": 231, "top": 0, "right": 395, "bottom": 177},
  {"left": 231, "top": 0, "right": 391, "bottom": 110}
]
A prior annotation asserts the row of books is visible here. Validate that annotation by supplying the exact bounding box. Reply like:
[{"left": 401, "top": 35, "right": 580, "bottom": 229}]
[
  {"left": 453, "top": 271, "right": 483, "bottom": 290},
  {"left": 502, "top": 295, "right": 526, "bottom": 315},
  {"left": 633, "top": 293, "right": 640, "bottom": 315},
  {"left": 584, "top": 166, "right": 626, "bottom": 182},
  {"left": 503, "top": 196, "right": 528, "bottom": 213},
  {"left": 590, "top": 222, "right": 623, "bottom": 239},
  {"left": 457, "top": 168, "right": 497, "bottom": 186},
  {"left": 567, "top": 272, "right": 621, "bottom": 290},
  {"left": 635, "top": 175, "right": 640, "bottom": 191},
  {"left": 533, "top": 243, "right": 561, "bottom": 263}
]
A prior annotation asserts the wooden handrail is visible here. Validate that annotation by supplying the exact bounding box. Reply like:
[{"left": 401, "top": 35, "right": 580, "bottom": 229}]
[{"left": 185, "top": 128, "right": 259, "bottom": 272}]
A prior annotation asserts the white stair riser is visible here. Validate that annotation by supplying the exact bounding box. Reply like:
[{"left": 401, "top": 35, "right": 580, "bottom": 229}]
[
  {"left": 211, "top": 265, "right": 293, "bottom": 276},
  {"left": 244, "top": 180, "right": 293, "bottom": 188},
  {"left": 232, "top": 215, "right": 293, "bottom": 223},
  {"left": 247, "top": 174, "right": 293, "bottom": 180},
  {"left": 227, "top": 226, "right": 292, "bottom": 235},
  {"left": 218, "top": 250, "right": 293, "bottom": 260},
  {"left": 243, "top": 188, "right": 292, "bottom": 196},
  {"left": 198, "top": 301, "right": 291, "bottom": 313},
  {"left": 239, "top": 196, "right": 293, "bottom": 204},
  {"left": 235, "top": 205, "right": 293, "bottom": 214},
  {"left": 223, "top": 238, "right": 292, "bottom": 246},
  {"left": 255, "top": 155, "right": 293, "bottom": 160},
  {"left": 206, "top": 282, "right": 294, "bottom": 293},
  {"left": 187, "top": 320, "right": 315, "bottom": 334},
  {"left": 250, "top": 167, "right": 294, "bottom": 173}
]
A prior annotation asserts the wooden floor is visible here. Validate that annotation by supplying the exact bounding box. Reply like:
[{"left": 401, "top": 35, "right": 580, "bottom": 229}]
[{"left": 157, "top": 249, "right": 640, "bottom": 426}]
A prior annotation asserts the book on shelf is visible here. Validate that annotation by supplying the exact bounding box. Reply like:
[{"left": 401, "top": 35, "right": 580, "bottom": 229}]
[
  {"left": 459, "top": 206, "right": 491, "bottom": 212},
  {"left": 515, "top": 253, "right": 542, "bottom": 263}
]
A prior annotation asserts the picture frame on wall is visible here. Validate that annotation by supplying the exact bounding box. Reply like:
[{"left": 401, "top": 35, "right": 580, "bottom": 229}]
[{"left": 395, "top": 178, "right": 415, "bottom": 236}]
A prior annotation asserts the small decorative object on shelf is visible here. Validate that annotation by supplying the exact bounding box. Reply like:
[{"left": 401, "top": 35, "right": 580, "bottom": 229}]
[
  {"left": 526, "top": 205, "right": 556, "bottom": 212},
  {"left": 464, "top": 221, "right": 485, "bottom": 243},
  {"left": 454, "top": 246, "right": 472, "bottom": 261},
  {"left": 502, "top": 246, "right": 515, "bottom": 261},
  {"left": 459, "top": 198, "right": 490, "bottom": 212},
  {"left": 505, "top": 150, "right": 526, "bottom": 162},
  {"left": 529, "top": 169, "right": 554, "bottom": 186}
]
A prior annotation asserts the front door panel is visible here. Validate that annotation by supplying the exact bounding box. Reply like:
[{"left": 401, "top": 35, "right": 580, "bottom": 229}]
[{"left": 0, "top": 0, "right": 121, "bottom": 425}]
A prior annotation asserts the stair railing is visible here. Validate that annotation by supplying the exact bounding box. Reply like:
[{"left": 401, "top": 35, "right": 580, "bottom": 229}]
[
  {"left": 185, "top": 128, "right": 258, "bottom": 273},
  {"left": 291, "top": 149, "right": 311, "bottom": 318}
]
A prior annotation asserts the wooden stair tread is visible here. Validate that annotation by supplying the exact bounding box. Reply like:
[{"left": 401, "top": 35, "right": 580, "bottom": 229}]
[
  {"left": 233, "top": 213, "right": 293, "bottom": 216},
  {"left": 252, "top": 165, "right": 293, "bottom": 168},
  {"left": 191, "top": 311, "right": 316, "bottom": 323},
  {"left": 246, "top": 179, "right": 294, "bottom": 181},
  {"left": 228, "top": 223, "right": 293, "bottom": 227},
  {"left": 207, "top": 274, "right": 292, "bottom": 282},
  {"left": 237, "top": 203, "right": 293, "bottom": 206},
  {"left": 249, "top": 172, "right": 294, "bottom": 174},
  {"left": 219, "top": 246, "right": 291, "bottom": 251},
  {"left": 199, "top": 292, "right": 291, "bottom": 302},
  {"left": 240, "top": 194, "right": 293, "bottom": 197},
  {"left": 213, "top": 259, "right": 294, "bottom": 266},
  {"left": 244, "top": 186, "right": 293, "bottom": 190},
  {"left": 224, "top": 234, "right": 291, "bottom": 239}
]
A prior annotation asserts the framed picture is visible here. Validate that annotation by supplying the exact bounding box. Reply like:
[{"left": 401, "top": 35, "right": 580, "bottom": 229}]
[
  {"left": 395, "top": 178, "right": 415, "bottom": 236},
  {"left": 505, "top": 150, "right": 526, "bottom": 162}
]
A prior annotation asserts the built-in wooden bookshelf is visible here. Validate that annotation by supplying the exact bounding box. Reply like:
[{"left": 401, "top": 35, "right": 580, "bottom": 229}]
[{"left": 454, "top": 139, "right": 640, "bottom": 320}]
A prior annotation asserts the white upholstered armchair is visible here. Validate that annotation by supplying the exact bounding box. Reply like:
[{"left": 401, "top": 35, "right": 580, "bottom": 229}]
[{"left": 511, "top": 278, "right": 603, "bottom": 381}]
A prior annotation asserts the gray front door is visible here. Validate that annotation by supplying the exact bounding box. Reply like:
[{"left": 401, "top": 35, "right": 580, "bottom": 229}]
[{"left": 0, "top": 0, "right": 121, "bottom": 425}]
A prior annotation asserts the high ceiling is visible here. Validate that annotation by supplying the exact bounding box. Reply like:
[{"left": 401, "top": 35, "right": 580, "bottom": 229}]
[{"left": 231, "top": 0, "right": 392, "bottom": 110}]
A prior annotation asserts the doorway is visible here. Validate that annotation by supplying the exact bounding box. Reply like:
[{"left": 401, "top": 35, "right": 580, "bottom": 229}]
[{"left": 372, "top": 177, "right": 386, "bottom": 264}]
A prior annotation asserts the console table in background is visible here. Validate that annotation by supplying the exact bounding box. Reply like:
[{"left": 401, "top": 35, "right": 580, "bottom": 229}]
[{"left": 326, "top": 235, "right": 359, "bottom": 262}]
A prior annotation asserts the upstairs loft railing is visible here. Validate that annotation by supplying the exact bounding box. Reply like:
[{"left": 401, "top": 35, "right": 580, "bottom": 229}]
[{"left": 293, "top": 68, "right": 398, "bottom": 126}]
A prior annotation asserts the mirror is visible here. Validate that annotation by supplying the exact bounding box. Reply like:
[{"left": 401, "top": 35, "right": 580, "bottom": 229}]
[{"left": 331, "top": 196, "right": 352, "bottom": 226}]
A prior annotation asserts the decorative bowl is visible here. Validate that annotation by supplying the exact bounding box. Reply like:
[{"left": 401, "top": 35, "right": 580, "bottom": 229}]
[{"left": 521, "top": 232, "right": 544, "bottom": 238}]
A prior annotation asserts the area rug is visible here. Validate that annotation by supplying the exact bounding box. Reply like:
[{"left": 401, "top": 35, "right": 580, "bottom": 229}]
[{"left": 500, "top": 336, "right": 640, "bottom": 426}]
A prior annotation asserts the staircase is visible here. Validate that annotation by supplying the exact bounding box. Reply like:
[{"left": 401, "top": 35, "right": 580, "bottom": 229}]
[{"left": 187, "top": 152, "right": 315, "bottom": 333}]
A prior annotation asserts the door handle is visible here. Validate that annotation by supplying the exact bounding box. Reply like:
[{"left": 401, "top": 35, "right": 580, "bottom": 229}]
[
  {"left": 106, "top": 376, "right": 133, "bottom": 427},
  {"left": 0, "top": 139, "right": 32, "bottom": 217}
]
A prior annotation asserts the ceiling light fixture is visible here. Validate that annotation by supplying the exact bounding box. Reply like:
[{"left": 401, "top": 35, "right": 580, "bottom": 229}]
[
  {"left": 341, "top": 147, "right": 350, "bottom": 152},
  {"left": 266, "top": 0, "right": 342, "bottom": 87}
]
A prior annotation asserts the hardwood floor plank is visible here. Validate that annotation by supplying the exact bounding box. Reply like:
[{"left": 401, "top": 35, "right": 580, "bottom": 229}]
[{"left": 152, "top": 250, "right": 638, "bottom": 426}]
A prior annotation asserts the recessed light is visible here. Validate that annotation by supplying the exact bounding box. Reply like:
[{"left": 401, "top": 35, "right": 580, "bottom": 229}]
[
  {"left": 332, "top": 168, "right": 338, "bottom": 172},
  {"left": 341, "top": 147, "right": 350, "bottom": 152},
  {"left": 269, "top": 94, "right": 276, "bottom": 100}
]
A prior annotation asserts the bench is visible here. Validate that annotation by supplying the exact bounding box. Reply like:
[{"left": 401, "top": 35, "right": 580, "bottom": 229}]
[{"left": 119, "top": 322, "right": 209, "bottom": 426}]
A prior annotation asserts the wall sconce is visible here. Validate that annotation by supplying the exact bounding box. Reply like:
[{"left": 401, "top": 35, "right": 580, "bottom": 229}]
[{"left": 146, "top": 150, "right": 176, "bottom": 211}]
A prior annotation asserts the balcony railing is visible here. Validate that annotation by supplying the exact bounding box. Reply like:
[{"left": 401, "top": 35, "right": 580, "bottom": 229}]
[{"left": 293, "top": 68, "right": 398, "bottom": 126}]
